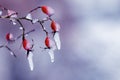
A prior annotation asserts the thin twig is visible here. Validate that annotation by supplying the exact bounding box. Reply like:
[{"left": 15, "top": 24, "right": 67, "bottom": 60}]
[
  {"left": 29, "top": 6, "right": 41, "bottom": 13},
  {"left": 16, "top": 29, "right": 35, "bottom": 40}
]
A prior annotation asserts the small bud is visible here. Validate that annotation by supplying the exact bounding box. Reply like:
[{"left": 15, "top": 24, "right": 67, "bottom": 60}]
[{"left": 41, "top": 6, "right": 54, "bottom": 16}]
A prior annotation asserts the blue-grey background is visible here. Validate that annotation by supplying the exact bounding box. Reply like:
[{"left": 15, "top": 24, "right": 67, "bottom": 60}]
[{"left": 0, "top": 0, "right": 120, "bottom": 80}]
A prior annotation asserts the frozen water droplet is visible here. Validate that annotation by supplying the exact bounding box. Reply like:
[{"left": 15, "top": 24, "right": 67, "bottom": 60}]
[
  {"left": 13, "top": 21, "right": 16, "bottom": 25},
  {"left": 19, "top": 27, "right": 23, "bottom": 30},
  {"left": 10, "top": 52, "right": 13, "bottom": 55},
  {"left": 42, "top": 17, "right": 48, "bottom": 21},
  {"left": 25, "top": 34, "right": 28, "bottom": 37},
  {"left": 32, "top": 19, "right": 38, "bottom": 23},
  {"left": 26, "top": 13, "right": 32, "bottom": 20}
]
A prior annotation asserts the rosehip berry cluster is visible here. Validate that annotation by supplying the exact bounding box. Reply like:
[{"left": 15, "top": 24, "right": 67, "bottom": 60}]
[{"left": 0, "top": 5, "right": 61, "bottom": 71}]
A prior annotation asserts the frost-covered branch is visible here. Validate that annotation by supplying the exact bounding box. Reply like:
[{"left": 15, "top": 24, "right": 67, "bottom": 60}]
[{"left": 0, "top": 5, "right": 61, "bottom": 71}]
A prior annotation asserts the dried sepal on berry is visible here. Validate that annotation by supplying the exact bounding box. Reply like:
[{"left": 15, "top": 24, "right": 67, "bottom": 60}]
[{"left": 41, "top": 6, "right": 55, "bottom": 16}]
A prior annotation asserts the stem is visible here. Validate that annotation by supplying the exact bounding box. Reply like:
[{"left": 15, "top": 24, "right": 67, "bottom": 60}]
[
  {"left": 16, "top": 19, "right": 25, "bottom": 40},
  {"left": 29, "top": 6, "right": 41, "bottom": 13},
  {"left": 5, "top": 46, "right": 16, "bottom": 57},
  {"left": 16, "top": 29, "right": 35, "bottom": 40},
  {"left": 19, "top": 17, "right": 32, "bottom": 22},
  {"left": 38, "top": 21, "right": 48, "bottom": 36}
]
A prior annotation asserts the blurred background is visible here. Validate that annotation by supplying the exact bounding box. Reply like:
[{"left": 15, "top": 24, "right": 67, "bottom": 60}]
[{"left": 0, "top": 0, "right": 120, "bottom": 80}]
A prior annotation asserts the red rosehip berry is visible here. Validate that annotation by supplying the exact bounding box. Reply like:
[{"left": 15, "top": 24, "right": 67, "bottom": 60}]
[
  {"left": 41, "top": 6, "right": 54, "bottom": 16},
  {"left": 22, "top": 39, "right": 31, "bottom": 50},
  {"left": 45, "top": 36, "right": 52, "bottom": 48},
  {"left": 51, "top": 21, "right": 60, "bottom": 32},
  {"left": 6, "top": 33, "right": 14, "bottom": 41}
]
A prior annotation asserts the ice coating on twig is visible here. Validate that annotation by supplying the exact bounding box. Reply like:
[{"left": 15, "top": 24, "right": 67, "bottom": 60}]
[
  {"left": 8, "top": 10, "right": 17, "bottom": 25},
  {"left": 32, "top": 19, "right": 38, "bottom": 23},
  {"left": 10, "top": 51, "right": 14, "bottom": 55}
]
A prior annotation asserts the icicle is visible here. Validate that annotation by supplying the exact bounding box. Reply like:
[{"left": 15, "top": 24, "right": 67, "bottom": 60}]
[
  {"left": 26, "top": 13, "right": 32, "bottom": 20},
  {"left": 27, "top": 52, "right": 34, "bottom": 71},
  {"left": 54, "top": 33, "right": 61, "bottom": 50},
  {"left": 48, "top": 49, "right": 54, "bottom": 62}
]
